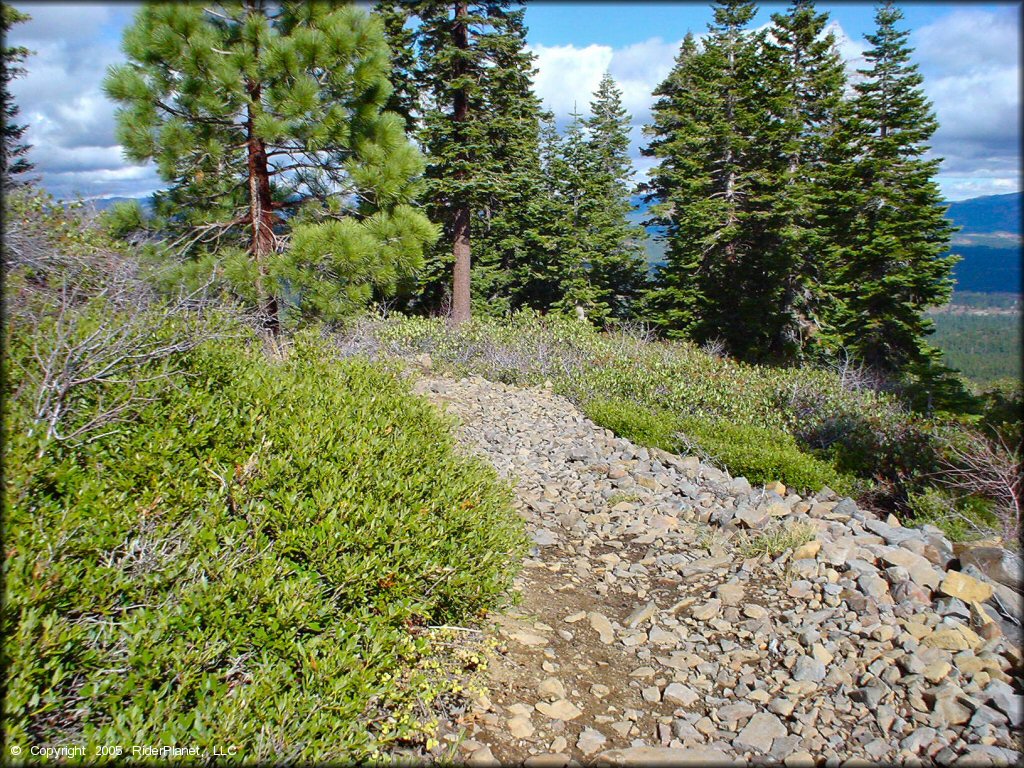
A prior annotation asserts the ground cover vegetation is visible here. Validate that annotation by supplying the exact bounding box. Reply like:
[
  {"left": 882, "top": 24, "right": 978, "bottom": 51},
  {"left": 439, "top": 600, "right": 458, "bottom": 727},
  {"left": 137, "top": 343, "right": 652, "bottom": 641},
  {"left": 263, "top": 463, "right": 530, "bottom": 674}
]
[
  {"left": 3, "top": 0, "right": 1022, "bottom": 757},
  {"left": 2, "top": 185, "right": 527, "bottom": 759}
]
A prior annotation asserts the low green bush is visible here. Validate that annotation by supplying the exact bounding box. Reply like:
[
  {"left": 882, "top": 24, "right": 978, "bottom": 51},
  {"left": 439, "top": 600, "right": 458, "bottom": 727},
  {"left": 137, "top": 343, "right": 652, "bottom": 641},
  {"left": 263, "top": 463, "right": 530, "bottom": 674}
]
[
  {"left": 903, "top": 487, "right": 999, "bottom": 543},
  {"left": 675, "top": 417, "right": 855, "bottom": 494},
  {"left": 3, "top": 325, "right": 526, "bottom": 760},
  {"left": 579, "top": 397, "right": 852, "bottom": 494}
]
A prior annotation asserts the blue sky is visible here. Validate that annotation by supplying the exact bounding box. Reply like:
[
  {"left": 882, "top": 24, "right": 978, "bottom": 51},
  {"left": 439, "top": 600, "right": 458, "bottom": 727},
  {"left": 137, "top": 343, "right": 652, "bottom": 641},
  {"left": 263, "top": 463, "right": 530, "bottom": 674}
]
[{"left": 7, "top": 1, "right": 1021, "bottom": 202}]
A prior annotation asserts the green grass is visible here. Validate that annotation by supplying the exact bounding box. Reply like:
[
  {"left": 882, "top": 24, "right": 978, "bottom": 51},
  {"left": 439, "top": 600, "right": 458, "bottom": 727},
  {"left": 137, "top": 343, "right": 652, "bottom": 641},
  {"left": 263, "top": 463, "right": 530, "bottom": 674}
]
[{"left": 736, "top": 522, "right": 817, "bottom": 559}]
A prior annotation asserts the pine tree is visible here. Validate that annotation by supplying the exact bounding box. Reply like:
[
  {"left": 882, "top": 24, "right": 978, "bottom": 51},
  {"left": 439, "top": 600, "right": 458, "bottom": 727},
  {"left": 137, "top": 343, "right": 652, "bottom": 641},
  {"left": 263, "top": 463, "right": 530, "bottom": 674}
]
[
  {"left": 1, "top": 3, "right": 34, "bottom": 185},
  {"left": 762, "top": 0, "right": 849, "bottom": 360},
  {"left": 827, "top": 0, "right": 957, "bottom": 374},
  {"left": 544, "top": 108, "right": 599, "bottom": 315},
  {"left": 104, "top": 1, "right": 436, "bottom": 331},
  {"left": 640, "top": 32, "right": 706, "bottom": 334},
  {"left": 581, "top": 73, "right": 648, "bottom": 322},
  {"left": 412, "top": 1, "right": 550, "bottom": 322}
]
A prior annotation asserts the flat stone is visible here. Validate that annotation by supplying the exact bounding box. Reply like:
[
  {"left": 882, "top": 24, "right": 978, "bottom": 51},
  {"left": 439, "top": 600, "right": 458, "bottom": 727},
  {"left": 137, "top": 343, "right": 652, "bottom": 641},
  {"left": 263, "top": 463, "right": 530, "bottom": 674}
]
[
  {"left": 663, "top": 683, "right": 699, "bottom": 707},
  {"left": 624, "top": 602, "right": 659, "bottom": 628},
  {"left": 792, "top": 655, "right": 827, "bottom": 682},
  {"left": 736, "top": 507, "right": 770, "bottom": 528},
  {"left": 467, "top": 745, "right": 500, "bottom": 766},
  {"left": 538, "top": 677, "right": 566, "bottom": 700},
  {"left": 595, "top": 746, "right": 731, "bottom": 766},
  {"left": 718, "top": 701, "right": 757, "bottom": 724},
  {"left": 743, "top": 603, "right": 768, "bottom": 619},
  {"left": 957, "top": 546, "right": 1023, "bottom": 591},
  {"left": 984, "top": 680, "right": 1024, "bottom": 727},
  {"left": 792, "top": 540, "right": 821, "bottom": 560},
  {"left": 524, "top": 755, "right": 572, "bottom": 768},
  {"left": 511, "top": 631, "right": 549, "bottom": 647},
  {"left": 564, "top": 611, "right": 587, "bottom": 623},
  {"left": 940, "top": 571, "right": 994, "bottom": 604},
  {"left": 536, "top": 699, "right": 583, "bottom": 721},
  {"left": 734, "top": 712, "right": 787, "bottom": 753},
  {"left": 922, "top": 623, "right": 983, "bottom": 652},
  {"left": 691, "top": 599, "right": 722, "bottom": 621},
  {"left": 577, "top": 728, "right": 607, "bottom": 756},
  {"left": 508, "top": 715, "right": 535, "bottom": 739},
  {"left": 589, "top": 612, "right": 615, "bottom": 644},
  {"left": 879, "top": 547, "right": 941, "bottom": 589},
  {"left": 648, "top": 626, "right": 677, "bottom": 646},
  {"left": 717, "top": 582, "right": 746, "bottom": 606}
]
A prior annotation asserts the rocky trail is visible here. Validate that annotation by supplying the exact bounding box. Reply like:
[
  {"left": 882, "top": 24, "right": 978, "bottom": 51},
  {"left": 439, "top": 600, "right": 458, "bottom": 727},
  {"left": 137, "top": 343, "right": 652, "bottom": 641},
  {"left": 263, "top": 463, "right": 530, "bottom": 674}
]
[{"left": 412, "top": 374, "right": 1023, "bottom": 767}]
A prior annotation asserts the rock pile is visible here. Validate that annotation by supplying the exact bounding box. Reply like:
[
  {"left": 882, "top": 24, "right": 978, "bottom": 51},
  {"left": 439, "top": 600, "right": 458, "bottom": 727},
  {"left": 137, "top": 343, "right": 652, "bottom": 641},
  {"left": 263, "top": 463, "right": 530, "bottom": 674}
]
[{"left": 412, "top": 374, "right": 1023, "bottom": 766}]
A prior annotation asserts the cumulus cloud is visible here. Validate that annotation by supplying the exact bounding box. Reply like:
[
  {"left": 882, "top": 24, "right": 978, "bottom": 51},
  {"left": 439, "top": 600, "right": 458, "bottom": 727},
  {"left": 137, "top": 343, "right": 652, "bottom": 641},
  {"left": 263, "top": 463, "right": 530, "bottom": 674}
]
[
  {"left": 7, "top": 3, "right": 153, "bottom": 200},
  {"left": 913, "top": 8, "right": 1021, "bottom": 199},
  {"left": 530, "top": 10, "right": 1018, "bottom": 200}
]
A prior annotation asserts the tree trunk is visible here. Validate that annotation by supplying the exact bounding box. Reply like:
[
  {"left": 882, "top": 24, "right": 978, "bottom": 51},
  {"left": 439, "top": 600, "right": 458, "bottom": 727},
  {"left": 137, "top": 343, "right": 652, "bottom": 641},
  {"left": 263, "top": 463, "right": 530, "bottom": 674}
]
[
  {"left": 244, "top": 0, "right": 280, "bottom": 336},
  {"left": 449, "top": 0, "right": 472, "bottom": 326}
]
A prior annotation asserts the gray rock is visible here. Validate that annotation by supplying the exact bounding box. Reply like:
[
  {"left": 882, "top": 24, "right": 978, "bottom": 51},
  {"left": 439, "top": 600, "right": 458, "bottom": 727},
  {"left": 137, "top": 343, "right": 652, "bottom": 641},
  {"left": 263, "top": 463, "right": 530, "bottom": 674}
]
[
  {"left": 792, "top": 655, "right": 827, "bottom": 682},
  {"left": 624, "top": 602, "right": 658, "bottom": 628},
  {"left": 663, "top": 682, "right": 699, "bottom": 707},
  {"left": 984, "top": 680, "right": 1024, "bottom": 727},
  {"left": 733, "top": 712, "right": 787, "bottom": 753},
  {"left": 850, "top": 685, "right": 886, "bottom": 708},
  {"left": 577, "top": 728, "right": 607, "bottom": 755}
]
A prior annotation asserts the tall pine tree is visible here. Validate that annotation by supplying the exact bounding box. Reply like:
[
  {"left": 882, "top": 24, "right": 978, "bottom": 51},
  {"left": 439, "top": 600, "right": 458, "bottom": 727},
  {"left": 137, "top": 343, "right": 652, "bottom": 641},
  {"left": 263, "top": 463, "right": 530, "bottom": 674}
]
[
  {"left": 826, "top": 0, "right": 957, "bottom": 374},
  {"left": 1, "top": 3, "right": 33, "bottom": 185},
  {"left": 105, "top": 1, "right": 436, "bottom": 331},
  {"left": 642, "top": 1, "right": 779, "bottom": 358}
]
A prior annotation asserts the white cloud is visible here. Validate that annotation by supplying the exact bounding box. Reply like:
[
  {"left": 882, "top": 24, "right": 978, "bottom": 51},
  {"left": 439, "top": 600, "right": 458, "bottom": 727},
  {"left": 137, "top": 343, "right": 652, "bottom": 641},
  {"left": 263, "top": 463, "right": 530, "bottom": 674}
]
[
  {"left": 5, "top": 4, "right": 1019, "bottom": 202},
  {"left": 913, "top": 8, "right": 1020, "bottom": 200},
  {"left": 8, "top": 3, "right": 149, "bottom": 200}
]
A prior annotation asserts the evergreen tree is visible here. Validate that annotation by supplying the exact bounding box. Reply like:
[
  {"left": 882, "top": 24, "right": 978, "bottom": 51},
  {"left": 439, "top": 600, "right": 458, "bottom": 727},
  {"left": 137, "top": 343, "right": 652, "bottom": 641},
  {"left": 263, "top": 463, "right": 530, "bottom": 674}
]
[
  {"left": 640, "top": 32, "right": 706, "bottom": 333},
  {"left": 762, "top": 0, "right": 848, "bottom": 360},
  {"left": 580, "top": 73, "right": 648, "bottom": 322},
  {"left": 105, "top": 1, "right": 436, "bottom": 331},
  {"left": 642, "top": 1, "right": 778, "bottom": 358},
  {"left": 1, "top": 3, "right": 34, "bottom": 185},
  {"left": 827, "top": 1, "right": 957, "bottom": 374},
  {"left": 412, "top": 1, "right": 550, "bottom": 322},
  {"left": 373, "top": 1, "right": 419, "bottom": 135},
  {"left": 544, "top": 108, "right": 599, "bottom": 314}
]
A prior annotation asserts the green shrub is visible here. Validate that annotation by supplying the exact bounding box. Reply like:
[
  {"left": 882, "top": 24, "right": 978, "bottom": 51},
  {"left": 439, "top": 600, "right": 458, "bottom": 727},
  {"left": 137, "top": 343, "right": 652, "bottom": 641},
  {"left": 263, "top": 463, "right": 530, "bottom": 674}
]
[
  {"left": 3, "top": 326, "right": 526, "bottom": 760},
  {"left": 903, "top": 486, "right": 999, "bottom": 543},
  {"left": 582, "top": 397, "right": 679, "bottom": 452},
  {"left": 580, "top": 397, "right": 852, "bottom": 494},
  {"left": 676, "top": 417, "right": 854, "bottom": 494}
]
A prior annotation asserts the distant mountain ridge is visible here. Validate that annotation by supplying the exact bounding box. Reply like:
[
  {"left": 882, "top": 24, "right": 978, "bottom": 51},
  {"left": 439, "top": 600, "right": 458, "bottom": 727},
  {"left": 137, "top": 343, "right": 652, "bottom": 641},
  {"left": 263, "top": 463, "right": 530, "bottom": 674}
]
[{"left": 946, "top": 192, "right": 1020, "bottom": 235}]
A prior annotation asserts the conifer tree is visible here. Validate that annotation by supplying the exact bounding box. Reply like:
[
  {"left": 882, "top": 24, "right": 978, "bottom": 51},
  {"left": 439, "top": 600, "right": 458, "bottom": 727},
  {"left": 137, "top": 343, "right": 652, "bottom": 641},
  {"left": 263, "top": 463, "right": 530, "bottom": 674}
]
[
  {"left": 762, "top": 0, "right": 848, "bottom": 360},
  {"left": 827, "top": 1, "right": 957, "bottom": 373},
  {"left": 640, "top": 32, "right": 706, "bottom": 333},
  {"left": 105, "top": 1, "right": 436, "bottom": 331},
  {"left": 412, "top": 1, "right": 550, "bottom": 321},
  {"left": 581, "top": 73, "right": 648, "bottom": 322},
  {"left": 1, "top": 3, "right": 34, "bottom": 185},
  {"left": 642, "top": 1, "right": 777, "bottom": 357},
  {"left": 373, "top": 0, "right": 419, "bottom": 135}
]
